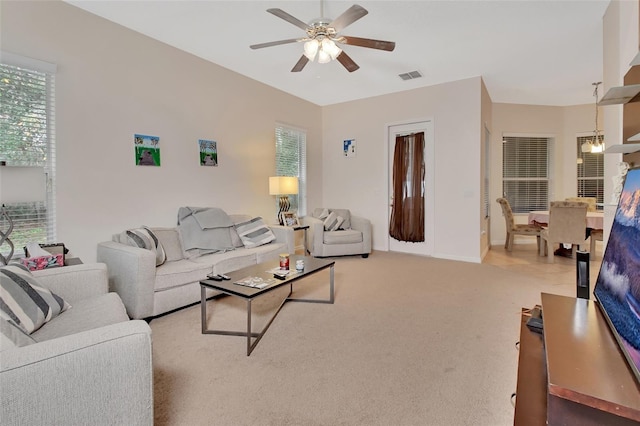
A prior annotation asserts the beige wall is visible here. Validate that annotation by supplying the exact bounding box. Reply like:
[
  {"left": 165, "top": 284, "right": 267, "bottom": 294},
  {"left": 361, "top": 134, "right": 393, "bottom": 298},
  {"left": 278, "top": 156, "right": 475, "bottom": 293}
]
[
  {"left": 3, "top": 0, "right": 608, "bottom": 263},
  {"left": 1, "top": 1, "right": 323, "bottom": 262},
  {"left": 490, "top": 103, "right": 596, "bottom": 247},
  {"left": 322, "top": 77, "right": 484, "bottom": 263},
  {"left": 480, "top": 78, "right": 493, "bottom": 258}
]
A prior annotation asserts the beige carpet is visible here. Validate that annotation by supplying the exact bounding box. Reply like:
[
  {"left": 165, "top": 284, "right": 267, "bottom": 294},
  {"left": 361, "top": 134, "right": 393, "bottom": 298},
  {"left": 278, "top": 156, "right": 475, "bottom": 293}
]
[{"left": 150, "top": 250, "right": 578, "bottom": 426}]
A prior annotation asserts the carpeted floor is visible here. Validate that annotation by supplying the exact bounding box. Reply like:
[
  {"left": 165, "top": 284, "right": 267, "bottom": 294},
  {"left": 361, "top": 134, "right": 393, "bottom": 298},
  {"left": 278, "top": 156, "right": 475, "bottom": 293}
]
[{"left": 150, "top": 250, "right": 581, "bottom": 425}]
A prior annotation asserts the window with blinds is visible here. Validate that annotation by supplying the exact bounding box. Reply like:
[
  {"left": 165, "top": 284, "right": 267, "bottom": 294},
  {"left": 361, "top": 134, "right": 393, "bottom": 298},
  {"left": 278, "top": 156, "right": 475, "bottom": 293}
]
[
  {"left": 275, "top": 125, "right": 306, "bottom": 216},
  {"left": 577, "top": 135, "right": 604, "bottom": 206},
  {"left": 0, "top": 54, "right": 57, "bottom": 259},
  {"left": 502, "top": 136, "right": 551, "bottom": 214}
]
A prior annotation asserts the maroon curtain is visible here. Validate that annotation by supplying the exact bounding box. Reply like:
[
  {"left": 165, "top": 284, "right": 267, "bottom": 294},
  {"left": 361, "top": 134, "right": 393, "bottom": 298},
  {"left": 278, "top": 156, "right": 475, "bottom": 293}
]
[{"left": 389, "top": 132, "right": 425, "bottom": 242}]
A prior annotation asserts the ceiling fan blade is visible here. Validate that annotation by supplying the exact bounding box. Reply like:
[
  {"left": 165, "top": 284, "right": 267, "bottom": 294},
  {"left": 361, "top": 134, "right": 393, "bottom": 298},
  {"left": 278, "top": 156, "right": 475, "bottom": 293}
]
[
  {"left": 342, "top": 36, "right": 395, "bottom": 52},
  {"left": 330, "top": 5, "right": 368, "bottom": 32},
  {"left": 267, "top": 8, "right": 309, "bottom": 31},
  {"left": 291, "top": 55, "right": 309, "bottom": 72},
  {"left": 336, "top": 51, "right": 360, "bottom": 73},
  {"left": 250, "top": 38, "right": 300, "bottom": 50}
]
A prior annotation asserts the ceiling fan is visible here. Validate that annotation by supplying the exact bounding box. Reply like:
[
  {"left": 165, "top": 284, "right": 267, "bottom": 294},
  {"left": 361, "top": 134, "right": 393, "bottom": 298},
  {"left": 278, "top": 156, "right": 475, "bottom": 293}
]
[{"left": 249, "top": 3, "right": 395, "bottom": 73}]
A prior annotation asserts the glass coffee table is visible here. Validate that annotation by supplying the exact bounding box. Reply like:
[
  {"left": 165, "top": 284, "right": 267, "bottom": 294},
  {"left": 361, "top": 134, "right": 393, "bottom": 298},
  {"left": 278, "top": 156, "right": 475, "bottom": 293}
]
[{"left": 200, "top": 255, "right": 335, "bottom": 356}]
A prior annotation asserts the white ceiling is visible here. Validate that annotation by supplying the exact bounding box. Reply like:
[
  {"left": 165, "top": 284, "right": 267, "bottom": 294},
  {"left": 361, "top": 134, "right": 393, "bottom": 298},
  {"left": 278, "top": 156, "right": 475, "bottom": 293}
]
[{"left": 64, "top": 0, "right": 611, "bottom": 107}]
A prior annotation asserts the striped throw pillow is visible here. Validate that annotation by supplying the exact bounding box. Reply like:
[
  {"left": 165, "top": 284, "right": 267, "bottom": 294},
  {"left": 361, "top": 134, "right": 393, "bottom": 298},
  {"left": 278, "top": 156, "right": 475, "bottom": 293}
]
[
  {"left": 0, "top": 264, "right": 70, "bottom": 335},
  {"left": 235, "top": 217, "right": 276, "bottom": 249},
  {"left": 323, "top": 212, "right": 344, "bottom": 231},
  {"left": 124, "top": 226, "right": 167, "bottom": 266}
]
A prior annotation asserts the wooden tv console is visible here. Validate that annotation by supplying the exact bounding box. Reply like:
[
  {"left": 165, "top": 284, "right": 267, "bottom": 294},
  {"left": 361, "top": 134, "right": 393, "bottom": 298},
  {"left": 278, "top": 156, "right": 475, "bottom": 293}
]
[{"left": 514, "top": 293, "right": 640, "bottom": 425}]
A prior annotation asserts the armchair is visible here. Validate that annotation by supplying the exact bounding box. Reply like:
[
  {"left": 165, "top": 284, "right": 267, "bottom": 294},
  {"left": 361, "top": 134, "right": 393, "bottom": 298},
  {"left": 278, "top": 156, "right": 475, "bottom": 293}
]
[
  {"left": 0, "top": 263, "right": 153, "bottom": 425},
  {"left": 303, "top": 208, "right": 371, "bottom": 258}
]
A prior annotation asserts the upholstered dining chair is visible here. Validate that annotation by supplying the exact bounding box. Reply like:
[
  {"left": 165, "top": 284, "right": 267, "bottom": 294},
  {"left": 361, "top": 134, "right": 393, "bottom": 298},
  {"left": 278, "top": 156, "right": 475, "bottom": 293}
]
[
  {"left": 539, "top": 201, "right": 589, "bottom": 263},
  {"left": 589, "top": 229, "right": 604, "bottom": 260},
  {"left": 565, "top": 197, "right": 597, "bottom": 212},
  {"left": 496, "top": 198, "right": 542, "bottom": 251}
]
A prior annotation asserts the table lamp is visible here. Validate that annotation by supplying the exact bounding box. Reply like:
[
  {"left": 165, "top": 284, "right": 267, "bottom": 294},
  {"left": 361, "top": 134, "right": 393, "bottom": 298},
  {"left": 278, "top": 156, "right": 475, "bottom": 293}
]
[
  {"left": 0, "top": 165, "right": 46, "bottom": 265},
  {"left": 269, "top": 176, "right": 298, "bottom": 225}
]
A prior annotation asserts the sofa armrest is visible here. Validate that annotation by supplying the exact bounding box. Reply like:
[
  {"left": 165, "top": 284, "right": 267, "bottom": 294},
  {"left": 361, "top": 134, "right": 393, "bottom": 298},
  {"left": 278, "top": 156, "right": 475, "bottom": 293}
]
[
  {"left": 302, "top": 216, "right": 325, "bottom": 255},
  {"left": 97, "top": 241, "right": 157, "bottom": 319},
  {"left": 0, "top": 320, "right": 153, "bottom": 425},
  {"left": 269, "top": 225, "right": 295, "bottom": 254},
  {"left": 351, "top": 215, "right": 372, "bottom": 253},
  {"left": 32, "top": 263, "right": 108, "bottom": 304}
]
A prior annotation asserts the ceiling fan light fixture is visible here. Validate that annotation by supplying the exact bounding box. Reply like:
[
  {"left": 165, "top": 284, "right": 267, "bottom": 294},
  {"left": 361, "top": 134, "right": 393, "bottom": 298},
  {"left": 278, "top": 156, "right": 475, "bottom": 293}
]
[
  {"left": 322, "top": 38, "right": 342, "bottom": 60},
  {"left": 581, "top": 141, "right": 593, "bottom": 153},
  {"left": 317, "top": 49, "right": 331, "bottom": 64},
  {"left": 303, "top": 40, "right": 319, "bottom": 60}
]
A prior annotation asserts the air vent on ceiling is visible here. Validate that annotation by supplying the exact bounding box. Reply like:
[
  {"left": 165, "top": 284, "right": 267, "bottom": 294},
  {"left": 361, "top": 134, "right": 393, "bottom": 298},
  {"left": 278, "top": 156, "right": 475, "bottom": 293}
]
[{"left": 399, "top": 70, "right": 423, "bottom": 81}]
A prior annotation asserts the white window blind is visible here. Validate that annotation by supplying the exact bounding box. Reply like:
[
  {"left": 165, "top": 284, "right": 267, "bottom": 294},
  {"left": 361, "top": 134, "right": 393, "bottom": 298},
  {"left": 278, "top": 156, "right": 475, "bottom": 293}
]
[
  {"left": 502, "top": 136, "right": 550, "bottom": 213},
  {"left": 275, "top": 125, "right": 306, "bottom": 216},
  {"left": 577, "top": 135, "right": 604, "bottom": 206},
  {"left": 0, "top": 54, "right": 57, "bottom": 258}
]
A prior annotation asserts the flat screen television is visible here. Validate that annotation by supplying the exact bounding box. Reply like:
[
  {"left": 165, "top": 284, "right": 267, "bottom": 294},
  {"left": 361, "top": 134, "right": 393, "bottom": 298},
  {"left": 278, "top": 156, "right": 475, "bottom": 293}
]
[{"left": 594, "top": 166, "right": 640, "bottom": 384}]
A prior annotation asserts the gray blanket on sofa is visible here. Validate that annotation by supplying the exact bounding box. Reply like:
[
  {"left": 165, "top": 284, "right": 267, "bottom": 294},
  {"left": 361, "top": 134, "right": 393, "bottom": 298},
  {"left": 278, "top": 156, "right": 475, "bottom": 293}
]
[{"left": 177, "top": 207, "right": 235, "bottom": 253}]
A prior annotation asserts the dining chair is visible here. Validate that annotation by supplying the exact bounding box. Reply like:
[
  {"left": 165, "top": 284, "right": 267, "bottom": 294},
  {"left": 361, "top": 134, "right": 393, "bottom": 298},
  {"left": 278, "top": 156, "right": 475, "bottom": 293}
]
[
  {"left": 539, "top": 201, "right": 589, "bottom": 263},
  {"left": 589, "top": 229, "right": 603, "bottom": 260},
  {"left": 496, "top": 198, "right": 542, "bottom": 251},
  {"left": 565, "top": 197, "right": 597, "bottom": 212}
]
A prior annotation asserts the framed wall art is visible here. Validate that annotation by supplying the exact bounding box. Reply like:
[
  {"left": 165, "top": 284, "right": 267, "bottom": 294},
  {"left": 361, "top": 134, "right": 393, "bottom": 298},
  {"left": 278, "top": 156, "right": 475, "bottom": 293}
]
[
  {"left": 134, "top": 134, "right": 160, "bottom": 166},
  {"left": 199, "top": 139, "right": 218, "bottom": 166}
]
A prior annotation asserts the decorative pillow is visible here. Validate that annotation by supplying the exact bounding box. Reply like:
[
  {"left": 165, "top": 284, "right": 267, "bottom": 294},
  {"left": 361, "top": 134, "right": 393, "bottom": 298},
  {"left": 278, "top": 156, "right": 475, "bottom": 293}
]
[
  {"left": 0, "top": 264, "right": 70, "bottom": 335},
  {"left": 324, "top": 212, "right": 345, "bottom": 231},
  {"left": 235, "top": 217, "right": 276, "bottom": 248},
  {"left": 315, "top": 208, "right": 330, "bottom": 220},
  {"left": 123, "top": 226, "right": 167, "bottom": 266}
]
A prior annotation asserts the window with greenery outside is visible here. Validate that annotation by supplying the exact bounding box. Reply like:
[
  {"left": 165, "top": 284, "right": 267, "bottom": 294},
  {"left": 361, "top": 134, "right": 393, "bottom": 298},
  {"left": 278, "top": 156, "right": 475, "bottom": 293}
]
[
  {"left": 275, "top": 125, "right": 306, "bottom": 217},
  {"left": 1, "top": 60, "right": 56, "bottom": 258}
]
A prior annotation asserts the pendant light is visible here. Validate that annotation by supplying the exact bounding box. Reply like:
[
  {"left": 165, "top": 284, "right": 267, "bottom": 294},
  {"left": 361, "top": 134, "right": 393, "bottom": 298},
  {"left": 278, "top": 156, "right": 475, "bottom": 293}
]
[{"left": 581, "top": 82, "right": 605, "bottom": 154}]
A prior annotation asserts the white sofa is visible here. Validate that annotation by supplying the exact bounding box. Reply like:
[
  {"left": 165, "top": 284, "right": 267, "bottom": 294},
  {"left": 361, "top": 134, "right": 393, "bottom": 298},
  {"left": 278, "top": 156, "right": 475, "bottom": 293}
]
[
  {"left": 0, "top": 263, "right": 153, "bottom": 425},
  {"left": 97, "top": 213, "right": 294, "bottom": 320}
]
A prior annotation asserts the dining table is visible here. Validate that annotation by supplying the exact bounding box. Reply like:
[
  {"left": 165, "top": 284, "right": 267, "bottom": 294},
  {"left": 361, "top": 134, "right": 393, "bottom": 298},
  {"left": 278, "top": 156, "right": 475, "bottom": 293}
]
[{"left": 527, "top": 210, "right": 604, "bottom": 230}]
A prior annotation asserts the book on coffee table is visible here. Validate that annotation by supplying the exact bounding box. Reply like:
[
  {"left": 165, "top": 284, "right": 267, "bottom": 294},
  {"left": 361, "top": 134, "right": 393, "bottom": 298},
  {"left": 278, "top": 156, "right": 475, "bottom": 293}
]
[{"left": 234, "top": 276, "right": 277, "bottom": 289}]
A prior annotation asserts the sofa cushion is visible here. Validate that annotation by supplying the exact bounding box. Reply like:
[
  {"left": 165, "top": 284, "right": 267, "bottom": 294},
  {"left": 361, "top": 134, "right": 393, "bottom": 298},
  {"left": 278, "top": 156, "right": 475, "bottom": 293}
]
[
  {"left": 150, "top": 227, "right": 186, "bottom": 262},
  {"left": 1, "top": 318, "right": 35, "bottom": 351},
  {"left": 122, "top": 227, "right": 167, "bottom": 266},
  {"left": 324, "top": 212, "right": 344, "bottom": 231},
  {"left": 235, "top": 217, "right": 276, "bottom": 248},
  {"left": 323, "top": 229, "right": 363, "bottom": 245},
  {"left": 313, "top": 208, "right": 330, "bottom": 220},
  {"left": 192, "top": 249, "right": 258, "bottom": 275},
  {"left": 229, "top": 214, "right": 253, "bottom": 248},
  {"left": 329, "top": 208, "right": 351, "bottom": 229},
  {"left": 251, "top": 241, "right": 288, "bottom": 264},
  {"left": 31, "top": 292, "right": 128, "bottom": 342},
  {"left": 0, "top": 264, "right": 70, "bottom": 335},
  {"left": 154, "top": 259, "right": 214, "bottom": 292}
]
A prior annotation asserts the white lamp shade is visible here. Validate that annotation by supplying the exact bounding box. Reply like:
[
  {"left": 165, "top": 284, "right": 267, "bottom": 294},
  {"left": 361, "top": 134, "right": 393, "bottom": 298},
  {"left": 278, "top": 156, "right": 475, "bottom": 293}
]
[
  {"left": 317, "top": 49, "right": 331, "bottom": 64},
  {"left": 269, "top": 176, "right": 299, "bottom": 195},
  {"left": 304, "top": 40, "right": 319, "bottom": 60},
  {"left": 0, "top": 166, "right": 46, "bottom": 203},
  {"left": 322, "top": 38, "right": 342, "bottom": 60}
]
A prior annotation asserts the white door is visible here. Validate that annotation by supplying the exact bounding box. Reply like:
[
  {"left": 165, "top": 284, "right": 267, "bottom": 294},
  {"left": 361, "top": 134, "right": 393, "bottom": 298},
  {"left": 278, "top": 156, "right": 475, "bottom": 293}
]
[{"left": 387, "top": 121, "right": 435, "bottom": 256}]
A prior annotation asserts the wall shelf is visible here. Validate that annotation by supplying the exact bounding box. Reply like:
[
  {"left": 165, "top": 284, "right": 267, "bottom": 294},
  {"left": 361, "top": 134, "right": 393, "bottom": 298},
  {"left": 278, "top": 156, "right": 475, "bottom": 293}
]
[
  {"left": 598, "top": 84, "right": 640, "bottom": 105},
  {"left": 604, "top": 143, "right": 640, "bottom": 154}
]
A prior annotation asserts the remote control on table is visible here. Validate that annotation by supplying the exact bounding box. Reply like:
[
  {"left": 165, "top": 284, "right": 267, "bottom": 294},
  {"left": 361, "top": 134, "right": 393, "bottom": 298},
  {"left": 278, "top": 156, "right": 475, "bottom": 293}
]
[
  {"left": 218, "top": 274, "right": 231, "bottom": 280},
  {"left": 207, "top": 274, "right": 223, "bottom": 281}
]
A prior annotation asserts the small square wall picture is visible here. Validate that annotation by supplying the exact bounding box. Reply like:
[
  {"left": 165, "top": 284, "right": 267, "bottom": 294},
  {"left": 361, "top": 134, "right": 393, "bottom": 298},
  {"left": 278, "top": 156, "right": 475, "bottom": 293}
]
[
  {"left": 134, "top": 134, "right": 161, "bottom": 166},
  {"left": 343, "top": 139, "right": 356, "bottom": 157},
  {"left": 199, "top": 139, "right": 218, "bottom": 166}
]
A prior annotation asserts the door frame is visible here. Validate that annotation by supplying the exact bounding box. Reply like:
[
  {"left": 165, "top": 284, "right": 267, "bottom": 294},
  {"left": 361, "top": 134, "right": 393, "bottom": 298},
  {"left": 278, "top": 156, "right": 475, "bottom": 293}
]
[{"left": 385, "top": 118, "right": 435, "bottom": 255}]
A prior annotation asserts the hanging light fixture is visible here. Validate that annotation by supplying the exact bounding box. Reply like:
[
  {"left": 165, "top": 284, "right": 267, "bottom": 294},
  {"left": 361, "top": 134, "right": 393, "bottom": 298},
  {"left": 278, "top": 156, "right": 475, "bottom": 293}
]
[{"left": 581, "top": 82, "right": 605, "bottom": 154}]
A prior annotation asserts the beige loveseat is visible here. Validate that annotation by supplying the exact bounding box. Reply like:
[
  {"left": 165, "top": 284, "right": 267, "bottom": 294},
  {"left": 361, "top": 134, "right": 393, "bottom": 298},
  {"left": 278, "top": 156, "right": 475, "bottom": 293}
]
[
  {"left": 303, "top": 208, "right": 372, "bottom": 258},
  {"left": 97, "top": 211, "right": 294, "bottom": 320},
  {"left": 0, "top": 263, "right": 153, "bottom": 425}
]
